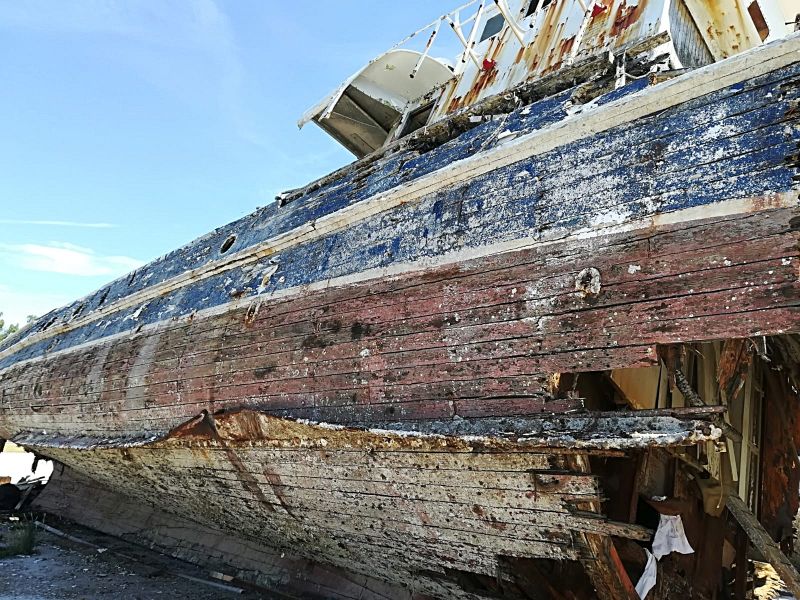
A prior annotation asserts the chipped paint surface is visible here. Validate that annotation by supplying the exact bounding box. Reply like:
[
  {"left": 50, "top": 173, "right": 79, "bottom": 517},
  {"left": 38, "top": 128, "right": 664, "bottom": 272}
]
[
  {"left": 432, "top": 0, "right": 664, "bottom": 117},
  {"left": 18, "top": 409, "right": 716, "bottom": 595},
  {"left": 0, "top": 24, "right": 797, "bottom": 600},
  {"left": 0, "top": 204, "right": 796, "bottom": 446},
  {"left": 1, "top": 37, "right": 799, "bottom": 373}
]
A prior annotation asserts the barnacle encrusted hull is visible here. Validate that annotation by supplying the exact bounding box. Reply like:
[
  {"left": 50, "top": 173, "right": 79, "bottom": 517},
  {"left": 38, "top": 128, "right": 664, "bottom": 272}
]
[{"left": 1, "top": 33, "right": 799, "bottom": 600}]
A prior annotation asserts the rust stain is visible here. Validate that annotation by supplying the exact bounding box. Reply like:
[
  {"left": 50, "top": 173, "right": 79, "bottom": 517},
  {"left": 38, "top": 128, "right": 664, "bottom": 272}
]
[
  {"left": 450, "top": 37, "right": 504, "bottom": 113},
  {"left": 524, "top": 0, "right": 571, "bottom": 76},
  {"left": 462, "top": 61, "right": 498, "bottom": 109},
  {"left": 171, "top": 410, "right": 276, "bottom": 512},
  {"left": 716, "top": 339, "right": 751, "bottom": 398},
  {"left": 514, "top": 44, "right": 525, "bottom": 65},
  {"left": 559, "top": 35, "right": 576, "bottom": 59},
  {"left": 609, "top": 0, "right": 647, "bottom": 37},
  {"left": 576, "top": 0, "right": 652, "bottom": 60},
  {"left": 263, "top": 466, "right": 296, "bottom": 518},
  {"left": 470, "top": 503, "right": 507, "bottom": 530}
]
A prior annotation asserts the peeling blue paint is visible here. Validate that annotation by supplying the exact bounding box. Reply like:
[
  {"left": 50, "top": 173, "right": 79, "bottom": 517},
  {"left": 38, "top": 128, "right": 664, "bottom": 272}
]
[{"left": 1, "top": 62, "right": 798, "bottom": 371}]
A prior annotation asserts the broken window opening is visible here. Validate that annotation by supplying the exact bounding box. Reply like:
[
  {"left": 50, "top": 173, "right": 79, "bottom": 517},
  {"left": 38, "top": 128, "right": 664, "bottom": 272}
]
[
  {"left": 525, "top": 0, "right": 554, "bottom": 18},
  {"left": 747, "top": 1, "right": 769, "bottom": 41},
  {"left": 479, "top": 13, "right": 505, "bottom": 42},
  {"left": 398, "top": 101, "right": 436, "bottom": 139}
]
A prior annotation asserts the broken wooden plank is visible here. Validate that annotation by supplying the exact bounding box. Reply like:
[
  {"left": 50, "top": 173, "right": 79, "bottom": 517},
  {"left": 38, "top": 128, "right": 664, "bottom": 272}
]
[
  {"left": 14, "top": 409, "right": 722, "bottom": 451},
  {"left": 581, "top": 534, "right": 639, "bottom": 600},
  {"left": 726, "top": 494, "right": 800, "bottom": 597},
  {"left": 673, "top": 368, "right": 743, "bottom": 442},
  {"left": 566, "top": 454, "right": 639, "bottom": 600}
]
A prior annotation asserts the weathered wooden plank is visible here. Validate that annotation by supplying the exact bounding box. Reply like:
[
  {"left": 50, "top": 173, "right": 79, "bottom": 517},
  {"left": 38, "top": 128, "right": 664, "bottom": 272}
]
[
  {"left": 33, "top": 466, "right": 418, "bottom": 600},
  {"left": 3, "top": 195, "right": 792, "bottom": 396},
  {"left": 29, "top": 198, "right": 791, "bottom": 389},
  {"left": 48, "top": 452, "right": 579, "bottom": 565},
  {"left": 6, "top": 205, "right": 792, "bottom": 408},
  {"left": 727, "top": 494, "right": 800, "bottom": 597},
  {"left": 2, "top": 47, "right": 798, "bottom": 373},
  {"left": 63, "top": 452, "right": 647, "bottom": 538}
]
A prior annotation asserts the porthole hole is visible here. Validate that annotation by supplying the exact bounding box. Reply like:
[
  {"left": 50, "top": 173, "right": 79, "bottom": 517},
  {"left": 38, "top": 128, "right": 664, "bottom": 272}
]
[{"left": 220, "top": 234, "right": 237, "bottom": 254}]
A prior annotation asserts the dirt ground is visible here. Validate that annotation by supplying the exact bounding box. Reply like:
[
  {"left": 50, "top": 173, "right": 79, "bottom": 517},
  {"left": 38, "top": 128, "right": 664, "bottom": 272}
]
[
  {"left": 1, "top": 516, "right": 792, "bottom": 600},
  {"left": 0, "top": 518, "right": 272, "bottom": 599}
]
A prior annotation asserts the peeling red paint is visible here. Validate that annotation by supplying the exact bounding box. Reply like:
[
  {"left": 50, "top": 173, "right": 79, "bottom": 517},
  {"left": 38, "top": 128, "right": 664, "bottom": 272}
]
[{"left": 610, "top": 0, "right": 647, "bottom": 36}]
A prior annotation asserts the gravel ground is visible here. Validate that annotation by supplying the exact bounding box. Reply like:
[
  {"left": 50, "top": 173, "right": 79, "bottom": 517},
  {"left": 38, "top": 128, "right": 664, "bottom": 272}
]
[{"left": 0, "top": 518, "right": 272, "bottom": 600}]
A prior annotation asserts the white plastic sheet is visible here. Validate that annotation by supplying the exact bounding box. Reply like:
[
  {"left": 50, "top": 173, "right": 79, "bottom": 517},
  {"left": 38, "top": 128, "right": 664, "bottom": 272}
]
[
  {"left": 635, "top": 510, "right": 696, "bottom": 597},
  {"left": 652, "top": 514, "right": 694, "bottom": 560},
  {"left": 635, "top": 549, "right": 658, "bottom": 599}
]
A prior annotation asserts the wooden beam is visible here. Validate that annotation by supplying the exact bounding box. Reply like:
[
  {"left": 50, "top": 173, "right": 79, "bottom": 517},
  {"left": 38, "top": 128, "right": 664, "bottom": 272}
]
[
  {"left": 726, "top": 494, "right": 800, "bottom": 597},
  {"left": 566, "top": 455, "right": 639, "bottom": 600},
  {"left": 581, "top": 534, "right": 639, "bottom": 600},
  {"left": 734, "top": 526, "right": 748, "bottom": 600}
]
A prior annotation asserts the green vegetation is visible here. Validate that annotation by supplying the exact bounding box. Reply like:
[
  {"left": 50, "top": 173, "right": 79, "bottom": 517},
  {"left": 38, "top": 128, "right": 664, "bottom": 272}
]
[
  {"left": 0, "top": 313, "right": 37, "bottom": 343},
  {"left": 0, "top": 313, "right": 18, "bottom": 342},
  {"left": 0, "top": 521, "right": 37, "bottom": 557}
]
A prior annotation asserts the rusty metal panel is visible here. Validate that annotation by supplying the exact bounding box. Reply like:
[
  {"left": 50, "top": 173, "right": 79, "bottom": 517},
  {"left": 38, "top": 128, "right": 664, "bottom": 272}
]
[
  {"left": 433, "top": 0, "right": 590, "bottom": 116},
  {"left": 575, "top": 0, "right": 665, "bottom": 57},
  {"left": 431, "top": 0, "right": 668, "bottom": 119},
  {"left": 682, "top": 0, "right": 763, "bottom": 59}
]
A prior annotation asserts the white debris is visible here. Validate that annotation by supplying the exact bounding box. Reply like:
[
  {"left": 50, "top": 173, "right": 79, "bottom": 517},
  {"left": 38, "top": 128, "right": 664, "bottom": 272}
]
[
  {"left": 635, "top": 549, "right": 657, "bottom": 599},
  {"left": 652, "top": 514, "right": 694, "bottom": 560}
]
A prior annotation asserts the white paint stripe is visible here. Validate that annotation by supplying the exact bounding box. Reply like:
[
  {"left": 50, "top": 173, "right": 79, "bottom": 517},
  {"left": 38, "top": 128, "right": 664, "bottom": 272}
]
[
  {"left": 2, "top": 33, "right": 799, "bottom": 362},
  {"left": 0, "top": 192, "right": 795, "bottom": 376}
]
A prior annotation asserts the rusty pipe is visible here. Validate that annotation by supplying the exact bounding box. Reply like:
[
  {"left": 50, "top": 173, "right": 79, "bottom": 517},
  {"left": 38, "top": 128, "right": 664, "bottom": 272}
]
[
  {"left": 410, "top": 17, "right": 443, "bottom": 78},
  {"left": 447, "top": 3, "right": 484, "bottom": 69}
]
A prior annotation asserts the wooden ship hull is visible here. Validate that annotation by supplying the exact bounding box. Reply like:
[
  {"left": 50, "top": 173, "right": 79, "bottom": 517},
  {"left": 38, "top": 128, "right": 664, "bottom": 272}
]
[{"left": 1, "top": 2, "right": 800, "bottom": 597}]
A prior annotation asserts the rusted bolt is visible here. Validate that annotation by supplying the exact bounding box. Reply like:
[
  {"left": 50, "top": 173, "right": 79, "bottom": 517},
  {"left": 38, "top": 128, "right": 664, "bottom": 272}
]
[{"left": 575, "top": 267, "right": 601, "bottom": 297}]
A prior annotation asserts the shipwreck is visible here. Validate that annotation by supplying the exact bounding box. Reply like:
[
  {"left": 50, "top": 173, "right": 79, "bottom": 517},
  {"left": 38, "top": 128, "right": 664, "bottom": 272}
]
[{"left": 1, "top": 0, "right": 800, "bottom": 598}]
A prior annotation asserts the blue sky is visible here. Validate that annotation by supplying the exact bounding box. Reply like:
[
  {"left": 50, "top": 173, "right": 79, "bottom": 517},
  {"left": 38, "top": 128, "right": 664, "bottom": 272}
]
[{"left": 0, "top": 1, "right": 462, "bottom": 326}]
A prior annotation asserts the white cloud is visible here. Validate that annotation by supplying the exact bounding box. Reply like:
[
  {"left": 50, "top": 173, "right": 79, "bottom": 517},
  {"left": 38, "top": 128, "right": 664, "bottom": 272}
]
[
  {"left": 0, "top": 219, "right": 116, "bottom": 228},
  {"left": 0, "top": 242, "right": 143, "bottom": 277}
]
